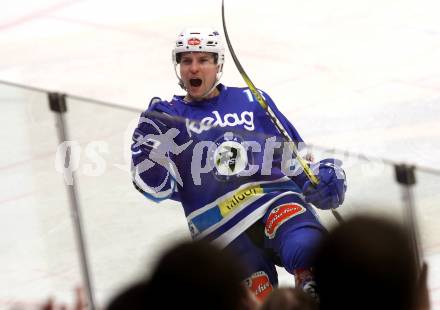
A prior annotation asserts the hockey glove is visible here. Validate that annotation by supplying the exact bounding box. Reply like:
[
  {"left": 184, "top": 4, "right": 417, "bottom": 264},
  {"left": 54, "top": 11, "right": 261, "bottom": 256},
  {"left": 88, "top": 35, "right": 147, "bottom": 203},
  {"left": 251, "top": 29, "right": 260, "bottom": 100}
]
[
  {"left": 131, "top": 114, "right": 171, "bottom": 159},
  {"left": 302, "top": 158, "right": 347, "bottom": 210},
  {"left": 132, "top": 97, "right": 172, "bottom": 160}
]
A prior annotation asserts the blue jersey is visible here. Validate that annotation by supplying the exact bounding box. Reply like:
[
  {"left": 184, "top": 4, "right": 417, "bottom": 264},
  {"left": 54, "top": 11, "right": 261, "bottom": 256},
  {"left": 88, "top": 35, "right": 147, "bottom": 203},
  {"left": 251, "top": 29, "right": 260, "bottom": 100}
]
[{"left": 131, "top": 84, "right": 309, "bottom": 248}]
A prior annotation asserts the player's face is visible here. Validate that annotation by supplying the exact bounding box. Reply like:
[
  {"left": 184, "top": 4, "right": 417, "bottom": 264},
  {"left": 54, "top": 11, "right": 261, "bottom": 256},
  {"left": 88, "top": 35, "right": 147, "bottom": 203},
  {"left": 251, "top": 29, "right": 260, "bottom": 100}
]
[{"left": 179, "top": 52, "right": 219, "bottom": 101}]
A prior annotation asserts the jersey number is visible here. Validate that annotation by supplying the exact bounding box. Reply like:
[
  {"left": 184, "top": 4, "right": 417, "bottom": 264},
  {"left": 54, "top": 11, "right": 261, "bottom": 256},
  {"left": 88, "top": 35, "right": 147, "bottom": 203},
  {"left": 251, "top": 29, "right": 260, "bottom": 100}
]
[{"left": 243, "top": 89, "right": 266, "bottom": 102}]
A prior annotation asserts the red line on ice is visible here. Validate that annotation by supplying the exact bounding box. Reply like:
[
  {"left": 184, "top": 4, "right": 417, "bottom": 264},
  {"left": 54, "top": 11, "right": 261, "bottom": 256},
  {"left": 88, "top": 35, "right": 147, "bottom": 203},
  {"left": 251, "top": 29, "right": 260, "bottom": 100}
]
[{"left": 0, "top": 0, "right": 83, "bottom": 32}]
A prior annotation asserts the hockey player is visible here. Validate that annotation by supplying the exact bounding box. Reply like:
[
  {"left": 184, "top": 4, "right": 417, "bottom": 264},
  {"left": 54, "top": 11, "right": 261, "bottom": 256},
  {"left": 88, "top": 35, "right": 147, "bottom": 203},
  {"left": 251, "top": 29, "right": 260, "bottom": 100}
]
[{"left": 131, "top": 27, "right": 347, "bottom": 301}]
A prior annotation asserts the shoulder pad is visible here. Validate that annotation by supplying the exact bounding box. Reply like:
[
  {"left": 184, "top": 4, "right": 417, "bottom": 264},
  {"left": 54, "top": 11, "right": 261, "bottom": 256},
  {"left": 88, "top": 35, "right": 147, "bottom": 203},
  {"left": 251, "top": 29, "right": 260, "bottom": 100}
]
[
  {"left": 148, "top": 97, "right": 162, "bottom": 109},
  {"left": 146, "top": 97, "right": 178, "bottom": 117}
]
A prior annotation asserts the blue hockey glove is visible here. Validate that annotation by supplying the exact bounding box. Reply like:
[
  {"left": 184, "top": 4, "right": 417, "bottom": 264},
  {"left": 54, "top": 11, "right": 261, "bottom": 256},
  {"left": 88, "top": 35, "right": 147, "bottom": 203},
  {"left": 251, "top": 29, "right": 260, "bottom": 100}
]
[
  {"left": 302, "top": 158, "right": 347, "bottom": 210},
  {"left": 131, "top": 114, "right": 170, "bottom": 158}
]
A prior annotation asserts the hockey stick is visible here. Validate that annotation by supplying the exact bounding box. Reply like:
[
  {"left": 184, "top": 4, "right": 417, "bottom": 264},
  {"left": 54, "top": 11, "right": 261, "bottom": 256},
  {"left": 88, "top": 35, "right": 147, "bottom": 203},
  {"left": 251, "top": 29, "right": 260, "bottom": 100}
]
[{"left": 221, "top": 0, "right": 344, "bottom": 223}]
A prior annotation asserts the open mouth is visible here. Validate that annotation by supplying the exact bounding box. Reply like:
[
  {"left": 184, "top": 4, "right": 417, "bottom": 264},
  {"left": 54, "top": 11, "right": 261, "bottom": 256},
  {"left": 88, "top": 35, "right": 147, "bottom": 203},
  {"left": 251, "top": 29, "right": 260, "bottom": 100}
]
[{"left": 189, "top": 78, "right": 202, "bottom": 87}]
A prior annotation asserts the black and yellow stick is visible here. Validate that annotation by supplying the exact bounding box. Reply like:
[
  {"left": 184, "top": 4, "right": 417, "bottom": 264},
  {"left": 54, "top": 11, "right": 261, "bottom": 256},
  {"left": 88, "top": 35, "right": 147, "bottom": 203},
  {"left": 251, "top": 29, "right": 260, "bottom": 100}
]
[{"left": 221, "top": 0, "right": 343, "bottom": 223}]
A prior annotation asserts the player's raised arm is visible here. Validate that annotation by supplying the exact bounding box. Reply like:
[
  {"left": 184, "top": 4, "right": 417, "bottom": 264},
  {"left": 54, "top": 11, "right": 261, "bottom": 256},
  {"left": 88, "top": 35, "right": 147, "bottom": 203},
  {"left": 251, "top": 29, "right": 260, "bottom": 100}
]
[{"left": 131, "top": 98, "right": 182, "bottom": 202}]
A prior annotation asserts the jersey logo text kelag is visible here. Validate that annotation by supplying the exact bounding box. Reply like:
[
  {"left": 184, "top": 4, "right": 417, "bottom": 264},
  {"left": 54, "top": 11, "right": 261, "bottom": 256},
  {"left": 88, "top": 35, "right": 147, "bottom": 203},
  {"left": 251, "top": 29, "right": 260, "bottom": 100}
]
[{"left": 186, "top": 110, "right": 254, "bottom": 137}]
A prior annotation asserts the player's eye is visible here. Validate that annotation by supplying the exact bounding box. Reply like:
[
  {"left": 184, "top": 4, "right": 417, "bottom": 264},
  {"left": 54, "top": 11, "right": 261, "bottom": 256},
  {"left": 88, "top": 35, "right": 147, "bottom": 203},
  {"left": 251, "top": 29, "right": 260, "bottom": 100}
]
[
  {"left": 181, "top": 58, "right": 192, "bottom": 65},
  {"left": 200, "top": 57, "right": 212, "bottom": 64}
]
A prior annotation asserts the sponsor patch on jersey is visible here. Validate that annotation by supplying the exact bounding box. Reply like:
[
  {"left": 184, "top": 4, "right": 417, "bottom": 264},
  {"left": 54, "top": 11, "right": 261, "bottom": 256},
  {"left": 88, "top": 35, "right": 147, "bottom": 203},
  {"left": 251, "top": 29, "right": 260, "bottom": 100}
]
[
  {"left": 187, "top": 37, "right": 201, "bottom": 46},
  {"left": 218, "top": 185, "right": 263, "bottom": 217},
  {"left": 244, "top": 271, "right": 273, "bottom": 301},
  {"left": 185, "top": 110, "right": 254, "bottom": 137},
  {"left": 264, "top": 203, "right": 306, "bottom": 239}
]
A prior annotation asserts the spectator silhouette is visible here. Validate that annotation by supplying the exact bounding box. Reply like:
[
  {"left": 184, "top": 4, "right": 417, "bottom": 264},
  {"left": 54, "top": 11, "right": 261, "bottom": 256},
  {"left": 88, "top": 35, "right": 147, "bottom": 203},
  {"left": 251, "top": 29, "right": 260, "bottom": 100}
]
[
  {"left": 313, "top": 215, "right": 429, "bottom": 310},
  {"left": 107, "top": 240, "right": 257, "bottom": 310}
]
